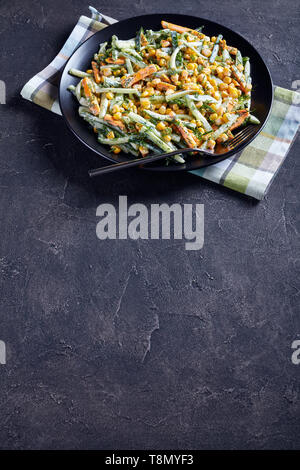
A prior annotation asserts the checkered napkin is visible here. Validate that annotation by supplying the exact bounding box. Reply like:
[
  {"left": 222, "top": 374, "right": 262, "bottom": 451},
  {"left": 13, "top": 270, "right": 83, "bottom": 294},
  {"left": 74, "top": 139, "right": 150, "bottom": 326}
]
[{"left": 20, "top": 7, "right": 300, "bottom": 200}]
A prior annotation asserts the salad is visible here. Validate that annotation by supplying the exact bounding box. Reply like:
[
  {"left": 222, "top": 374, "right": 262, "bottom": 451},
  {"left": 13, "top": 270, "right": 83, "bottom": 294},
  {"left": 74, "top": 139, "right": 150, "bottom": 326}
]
[{"left": 68, "top": 20, "right": 259, "bottom": 163}]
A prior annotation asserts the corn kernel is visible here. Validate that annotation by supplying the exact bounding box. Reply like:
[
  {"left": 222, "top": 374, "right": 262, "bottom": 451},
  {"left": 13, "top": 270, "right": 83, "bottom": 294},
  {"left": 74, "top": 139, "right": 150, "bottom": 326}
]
[
  {"left": 217, "top": 133, "right": 228, "bottom": 143},
  {"left": 197, "top": 126, "right": 205, "bottom": 134},
  {"left": 198, "top": 73, "right": 206, "bottom": 84},
  {"left": 163, "top": 135, "right": 172, "bottom": 142},
  {"left": 111, "top": 105, "right": 120, "bottom": 114},
  {"left": 165, "top": 89, "right": 175, "bottom": 96},
  {"left": 106, "top": 92, "right": 114, "bottom": 100},
  {"left": 210, "top": 113, "right": 218, "bottom": 121},
  {"left": 228, "top": 84, "right": 238, "bottom": 96},
  {"left": 197, "top": 57, "right": 206, "bottom": 66},
  {"left": 181, "top": 70, "right": 189, "bottom": 81},
  {"left": 113, "top": 112, "right": 122, "bottom": 120},
  {"left": 188, "top": 62, "right": 197, "bottom": 71},
  {"left": 237, "top": 64, "right": 244, "bottom": 72},
  {"left": 219, "top": 82, "right": 228, "bottom": 91},
  {"left": 146, "top": 87, "right": 155, "bottom": 96},
  {"left": 156, "top": 122, "right": 166, "bottom": 131},
  {"left": 159, "top": 58, "right": 167, "bottom": 67},
  {"left": 86, "top": 69, "right": 93, "bottom": 74},
  {"left": 221, "top": 90, "right": 229, "bottom": 98},
  {"left": 102, "top": 68, "right": 112, "bottom": 77},
  {"left": 139, "top": 146, "right": 149, "bottom": 156},
  {"left": 223, "top": 76, "right": 231, "bottom": 84},
  {"left": 142, "top": 90, "right": 149, "bottom": 97},
  {"left": 223, "top": 67, "right": 231, "bottom": 77},
  {"left": 207, "top": 139, "right": 216, "bottom": 150},
  {"left": 212, "top": 91, "right": 221, "bottom": 100},
  {"left": 202, "top": 48, "right": 212, "bottom": 58},
  {"left": 151, "top": 79, "right": 160, "bottom": 87},
  {"left": 211, "top": 36, "right": 217, "bottom": 43},
  {"left": 112, "top": 146, "right": 121, "bottom": 154},
  {"left": 222, "top": 113, "right": 231, "bottom": 123},
  {"left": 216, "top": 66, "right": 224, "bottom": 75},
  {"left": 149, "top": 48, "right": 156, "bottom": 57},
  {"left": 107, "top": 131, "right": 115, "bottom": 139},
  {"left": 158, "top": 105, "right": 166, "bottom": 115},
  {"left": 170, "top": 73, "right": 179, "bottom": 84},
  {"left": 141, "top": 99, "right": 151, "bottom": 109}
]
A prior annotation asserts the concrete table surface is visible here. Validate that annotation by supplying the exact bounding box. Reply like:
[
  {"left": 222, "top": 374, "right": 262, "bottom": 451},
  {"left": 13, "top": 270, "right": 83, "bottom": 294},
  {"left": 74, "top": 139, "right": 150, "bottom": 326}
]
[{"left": 0, "top": 0, "right": 299, "bottom": 450}]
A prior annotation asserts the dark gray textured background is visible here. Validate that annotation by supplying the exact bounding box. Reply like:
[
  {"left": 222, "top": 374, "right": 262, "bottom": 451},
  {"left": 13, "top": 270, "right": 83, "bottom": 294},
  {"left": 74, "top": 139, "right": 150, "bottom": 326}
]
[{"left": 0, "top": 0, "right": 299, "bottom": 450}]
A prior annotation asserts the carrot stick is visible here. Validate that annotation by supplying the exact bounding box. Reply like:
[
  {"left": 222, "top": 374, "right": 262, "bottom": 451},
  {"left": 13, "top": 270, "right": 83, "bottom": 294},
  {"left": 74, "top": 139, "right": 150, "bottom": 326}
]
[
  {"left": 105, "top": 57, "right": 125, "bottom": 65},
  {"left": 104, "top": 114, "right": 126, "bottom": 131},
  {"left": 160, "top": 73, "right": 171, "bottom": 83},
  {"left": 82, "top": 77, "right": 100, "bottom": 115},
  {"left": 231, "top": 66, "right": 247, "bottom": 92},
  {"left": 91, "top": 61, "right": 101, "bottom": 83},
  {"left": 174, "top": 122, "right": 200, "bottom": 148},
  {"left": 141, "top": 32, "right": 148, "bottom": 46},
  {"left": 161, "top": 20, "right": 204, "bottom": 39},
  {"left": 122, "top": 64, "right": 157, "bottom": 87},
  {"left": 226, "top": 46, "right": 238, "bottom": 55},
  {"left": 156, "top": 82, "right": 176, "bottom": 92},
  {"left": 230, "top": 110, "right": 249, "bottom": 130}
]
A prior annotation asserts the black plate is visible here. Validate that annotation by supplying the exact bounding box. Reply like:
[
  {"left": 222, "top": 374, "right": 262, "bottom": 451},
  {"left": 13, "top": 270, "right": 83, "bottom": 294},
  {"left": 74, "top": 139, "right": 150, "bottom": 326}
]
[{"left": 59, "top": 13, "right": 273, "bottom": 172}]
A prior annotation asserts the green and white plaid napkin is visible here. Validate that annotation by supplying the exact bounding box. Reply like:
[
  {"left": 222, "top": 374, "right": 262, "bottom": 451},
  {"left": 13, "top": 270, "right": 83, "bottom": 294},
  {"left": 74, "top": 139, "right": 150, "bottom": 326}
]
[{"left": 21, "top": 7, "right": 300, "bottom": 200}]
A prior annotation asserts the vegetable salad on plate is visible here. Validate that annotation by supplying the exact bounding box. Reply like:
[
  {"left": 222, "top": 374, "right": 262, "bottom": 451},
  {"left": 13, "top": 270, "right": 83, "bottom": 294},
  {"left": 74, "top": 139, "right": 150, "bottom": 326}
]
[{"left": 68, "top": 20, "right": 260, "bottom": 164}]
